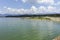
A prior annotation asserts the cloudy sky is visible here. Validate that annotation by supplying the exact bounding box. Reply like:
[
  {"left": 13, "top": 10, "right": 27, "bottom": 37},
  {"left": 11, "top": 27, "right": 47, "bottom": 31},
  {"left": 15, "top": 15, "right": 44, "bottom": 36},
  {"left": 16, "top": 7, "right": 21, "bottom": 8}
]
[{"left": 0, "top": 0, "right": 60, "bottom": 14}]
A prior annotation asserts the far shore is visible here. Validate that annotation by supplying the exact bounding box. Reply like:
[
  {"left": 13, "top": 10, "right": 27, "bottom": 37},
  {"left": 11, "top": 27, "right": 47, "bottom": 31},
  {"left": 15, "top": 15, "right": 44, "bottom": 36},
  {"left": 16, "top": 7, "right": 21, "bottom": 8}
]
[
  {"left": 0, "top": 16, "right": 60, "bottom": 22},
  {"left": 25, "top": 17, "right": 60, "bottom": 22}
]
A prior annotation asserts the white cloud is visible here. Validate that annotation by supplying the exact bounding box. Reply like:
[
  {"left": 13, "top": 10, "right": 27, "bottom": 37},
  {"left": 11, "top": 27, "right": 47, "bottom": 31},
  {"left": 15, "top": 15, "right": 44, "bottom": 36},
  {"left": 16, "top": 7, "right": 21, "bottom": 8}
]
[
  {"left": 57, "top": 2, "right": 60, "bottom": 5},
  {"left": 30, "top": 6, "right": 38, "bottom": 14},
  {"left": 0, "top": 11, "right": 2, "bottom": 13},
  {"left": 47, "top": 6, "right": 56, "bottom": 13},
  {"left": 0, "top": 6, "right": 60, "bottom": 14},
  {"left": 38, "top": 6, "right": 47, "bottom": 13},
  {"left": 37, "top": 0, "right": 54, "bottom": 4},
  {"left": 7, "top": 8, "right": 16, "bottom": 12},
  {"left": 22, "top": 0, "right": 55, "bottom": 5},
  {"left": 54, "top": 2, "right": 60, "bottom": 6},
  {"left": 22, "top": 0, "right": 27, "bottom": 3},
  {"left": 17, "top": 9, "right": 26, "bottom": 14}
]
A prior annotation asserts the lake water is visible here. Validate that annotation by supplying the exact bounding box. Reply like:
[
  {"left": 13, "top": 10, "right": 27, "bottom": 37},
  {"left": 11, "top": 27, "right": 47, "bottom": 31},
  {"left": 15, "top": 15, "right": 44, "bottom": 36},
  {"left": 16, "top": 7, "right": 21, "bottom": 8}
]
[{"left": 0, "top": 18, "right": 60, "bottom": 40}]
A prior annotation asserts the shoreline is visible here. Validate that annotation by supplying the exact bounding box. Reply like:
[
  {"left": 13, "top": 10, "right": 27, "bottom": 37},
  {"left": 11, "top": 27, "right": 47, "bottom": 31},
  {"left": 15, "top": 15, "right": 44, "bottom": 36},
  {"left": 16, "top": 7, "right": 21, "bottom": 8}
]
[
  {"left": 0, "top": 17, "right": 60, "bottom": 22},
  {"left": 53, "top": 36, "right": 60, "bottom": 40},
  {"left": 26, "top": 17, "right": 60, "bottom": 22},
  {"left": 44, "top": 17, "right": 60, "bottom": 22}
]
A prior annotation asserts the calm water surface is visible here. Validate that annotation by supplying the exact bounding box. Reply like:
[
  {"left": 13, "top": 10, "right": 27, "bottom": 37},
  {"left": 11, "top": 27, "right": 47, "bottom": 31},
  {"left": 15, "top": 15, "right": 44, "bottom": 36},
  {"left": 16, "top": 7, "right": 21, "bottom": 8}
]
[{"left": 0, "top": 18, "right": 60, "bottom": 40}]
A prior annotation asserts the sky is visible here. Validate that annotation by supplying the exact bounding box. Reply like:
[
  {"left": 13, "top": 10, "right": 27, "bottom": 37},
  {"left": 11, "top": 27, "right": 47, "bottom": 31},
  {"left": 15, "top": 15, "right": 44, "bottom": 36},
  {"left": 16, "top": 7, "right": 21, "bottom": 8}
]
[{"left": 0, "top": 0, "right": 60, "bottom": 14}]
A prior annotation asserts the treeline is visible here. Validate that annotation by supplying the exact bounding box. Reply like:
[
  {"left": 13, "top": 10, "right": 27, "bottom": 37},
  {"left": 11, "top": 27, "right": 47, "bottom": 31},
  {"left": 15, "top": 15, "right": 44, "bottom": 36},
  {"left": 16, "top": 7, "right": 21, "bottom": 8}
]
[{"left": 5, "top": 14, "right": 60, "bottom": 17}]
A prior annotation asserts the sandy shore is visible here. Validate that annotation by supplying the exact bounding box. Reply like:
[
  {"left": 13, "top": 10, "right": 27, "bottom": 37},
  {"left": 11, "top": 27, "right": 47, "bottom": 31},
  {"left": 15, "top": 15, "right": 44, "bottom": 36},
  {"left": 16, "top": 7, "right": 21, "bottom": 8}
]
[
  {"left": 49, "top": 17, "right": 60, "bottom": 22},
  {"left": 53, "top": 36, "right": 60, "bottom": 40},
  {"left": 44, "top": 17, "right": 60, "bottom": 22},
  {"left": 25, "top": 17, "right": 60, "bottom": 22}
]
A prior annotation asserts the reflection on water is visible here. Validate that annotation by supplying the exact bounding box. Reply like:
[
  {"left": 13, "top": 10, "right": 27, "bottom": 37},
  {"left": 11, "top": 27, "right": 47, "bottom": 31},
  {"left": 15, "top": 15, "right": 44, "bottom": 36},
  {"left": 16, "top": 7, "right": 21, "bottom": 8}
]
[{"left": 0, "top": 18, "right": 60, "bottom": 40}]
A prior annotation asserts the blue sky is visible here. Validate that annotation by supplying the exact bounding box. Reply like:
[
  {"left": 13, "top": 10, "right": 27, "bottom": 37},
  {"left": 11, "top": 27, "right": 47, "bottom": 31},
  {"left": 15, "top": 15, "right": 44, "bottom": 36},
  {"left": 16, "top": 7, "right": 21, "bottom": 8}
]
[{"left": 0, "top": 0, "right": 60, "bottom": 14}]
